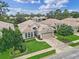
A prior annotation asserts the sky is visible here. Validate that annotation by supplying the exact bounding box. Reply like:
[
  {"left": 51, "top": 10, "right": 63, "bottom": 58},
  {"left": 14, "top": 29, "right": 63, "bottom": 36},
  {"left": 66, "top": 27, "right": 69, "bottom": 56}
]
[{"left": 2, "top": 0, "right": 79, "bottom": 15}]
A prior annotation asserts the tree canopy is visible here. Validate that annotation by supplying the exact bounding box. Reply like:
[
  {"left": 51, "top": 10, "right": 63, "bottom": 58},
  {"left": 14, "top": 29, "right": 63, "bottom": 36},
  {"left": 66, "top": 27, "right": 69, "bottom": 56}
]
[
  {"left": 55, "top": 24, "right": 74, "bottom": 36},
  {"left": 0, "top": 28, "right": 26, "bottom": 53},
  {"left": 0, "top": 1, "right": 9, "bottom": 16},
  {"left": 46, "top": 9, "right": 79, "bottom": 20}
]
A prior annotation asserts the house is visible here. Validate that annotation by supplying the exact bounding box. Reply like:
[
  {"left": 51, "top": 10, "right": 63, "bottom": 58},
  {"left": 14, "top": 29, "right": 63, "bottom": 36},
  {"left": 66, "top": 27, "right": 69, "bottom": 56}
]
[
  {"left": 18, "top": 20, "right": 54, "bottom": 39},
  {"left": 18, "top": 18, "right": 79, "bottom": 39},
  {"left": 18, "top": 20, "right": 37, "bottom": 39}
]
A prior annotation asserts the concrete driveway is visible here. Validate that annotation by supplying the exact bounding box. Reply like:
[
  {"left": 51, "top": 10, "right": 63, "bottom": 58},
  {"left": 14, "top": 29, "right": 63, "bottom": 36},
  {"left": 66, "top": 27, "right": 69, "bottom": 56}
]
[{"left": 42, "top": 35, "right": 73, "bottom": 53}]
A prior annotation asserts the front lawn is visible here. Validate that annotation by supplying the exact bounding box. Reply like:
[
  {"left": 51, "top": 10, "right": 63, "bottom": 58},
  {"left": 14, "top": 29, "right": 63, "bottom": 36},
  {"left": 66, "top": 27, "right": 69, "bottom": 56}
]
[
  {"left": 69, "top": 42, "right": 79, "bottom": 47},
  {"left": 27, "top": 50, "right": 56, "bottom": 59},
  {"left": 56, "top": 34, "right": 79, "bottom": 43},
  {"left": 26, "top": 39, "right": 51, "bottom": 54},
  {"left": 14, "top": 39, "right": 51, "bottom": 58},
  {"left": 0, "top": 51, "right": 12, "bottom": 59}
]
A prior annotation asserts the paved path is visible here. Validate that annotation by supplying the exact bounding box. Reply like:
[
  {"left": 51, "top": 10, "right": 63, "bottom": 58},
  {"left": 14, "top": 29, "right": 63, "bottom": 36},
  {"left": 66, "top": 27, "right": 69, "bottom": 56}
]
[
  {"left": 74, "top": 33, "right": 79, "bottom": 36},
  {"left": 14, "top": 48, "right": 54, "bottom": 59}
]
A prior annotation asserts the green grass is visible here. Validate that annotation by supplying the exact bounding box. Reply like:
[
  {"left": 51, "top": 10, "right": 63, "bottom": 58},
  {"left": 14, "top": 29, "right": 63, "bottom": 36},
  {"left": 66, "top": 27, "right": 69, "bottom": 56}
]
[
  {"left": 0, "top": 39, "right": 51, "bottom": 59},
  {"left": 0, "top": 51, "right": 12, "bottom": 59},
  {"left": 69, "top": 42, "right": 79, "bottom": 47},
  {"left": 14, "top": 39, "right": 51, "bottom": 58},
  {"left": 27, "top": 50, "right": 56, "bottom": 59},
  {"left": 26, "top": 39, "right": 51, "bottom": 54},
  {"left": 56, "top": 34, "right": 79, "bottom": 43}
]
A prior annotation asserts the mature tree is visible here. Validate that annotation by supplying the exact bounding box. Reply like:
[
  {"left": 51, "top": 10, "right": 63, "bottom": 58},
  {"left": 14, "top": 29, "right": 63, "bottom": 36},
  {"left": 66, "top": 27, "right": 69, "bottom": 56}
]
[
  {"left": 62, "top": 9, "right": 70, "bottom": 19},
  {"left": 0, "top": 1, "right": 9, "bottom": 16},
  {"left": 0, "top": 1, "right": 9, "bottom": 22},
  {"left": 14, "top": 28, "right": 26, "bottom": 52},
  {"left": 30, "top": 13, "right": 35, "bottom": 17},
  {"left": 46, "top": 9, "right": 63, "bottom": 19},
  {"left": 15, "top": 12, "right": 26, "bottom": 24},
  {"left": 0, "top": 28, "right": 26, "bottom": 53},
  {"left": 70, "top": 12, "right": 79, "bottom": 18},
  {"left": 55, "top": 24, "right": 74, "bottom": 36},
  {"left": 54, "top": 9, "right": 63, "bottom": 20},
  {"left": 46, "top": 9, "right": 78, "bottom": 19},
  {"left": 35, "top": 13, "right": 42, "bottom": 17},
  {"left": 46, "top": 11, "right": 54, "bottom": 18}
]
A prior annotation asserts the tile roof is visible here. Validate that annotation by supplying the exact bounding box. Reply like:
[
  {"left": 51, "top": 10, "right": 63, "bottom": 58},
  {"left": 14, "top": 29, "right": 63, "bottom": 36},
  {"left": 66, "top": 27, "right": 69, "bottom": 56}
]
[
  {"left": 18, "top": 20, "right": 35, "bottom": 33},
  {"left": 40, "top": 19, "right": 60, "bottom": 26},
  {"left": 18, "top": 18, "right": 79, "bottom": 33},
  {"left": 0, "top": 21, "right": 15, "bottom": 30}
]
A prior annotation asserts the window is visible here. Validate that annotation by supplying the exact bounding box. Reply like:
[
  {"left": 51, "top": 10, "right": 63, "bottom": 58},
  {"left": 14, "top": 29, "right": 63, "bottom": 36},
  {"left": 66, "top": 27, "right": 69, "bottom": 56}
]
[
  {"left": 31, "top": 32, "right": 33, "bottom": 37},
  {"left": 33, "top": 27, "right": 37, "bottom": 30},
  {"left": 25, "top": 33, "right": 27, "bottom": 38},
  {"left": 34, "top": 31, "right": 37, "bottom": 36},
  {"left": 28, "top": 32, "right": 30, "bottom": 38}
]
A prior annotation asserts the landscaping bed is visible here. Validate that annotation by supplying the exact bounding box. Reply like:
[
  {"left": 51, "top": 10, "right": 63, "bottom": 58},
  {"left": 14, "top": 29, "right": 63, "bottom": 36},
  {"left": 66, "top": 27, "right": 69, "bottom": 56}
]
[{"left": 27, "top": 50, "right": 56, "bottom": 59}]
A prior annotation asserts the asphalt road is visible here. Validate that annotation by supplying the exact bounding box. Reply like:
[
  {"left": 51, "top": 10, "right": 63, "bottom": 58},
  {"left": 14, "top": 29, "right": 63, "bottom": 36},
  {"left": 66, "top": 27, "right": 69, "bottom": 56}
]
[{"left": 46, "top": 49, "right": 79, "bottom": 59}]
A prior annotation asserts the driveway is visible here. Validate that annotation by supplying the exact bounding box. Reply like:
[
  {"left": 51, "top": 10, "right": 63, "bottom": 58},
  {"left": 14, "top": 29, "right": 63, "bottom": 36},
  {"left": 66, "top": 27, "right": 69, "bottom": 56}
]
[{"left": 42, "top": 35, "right": 73, "bottom": 53}]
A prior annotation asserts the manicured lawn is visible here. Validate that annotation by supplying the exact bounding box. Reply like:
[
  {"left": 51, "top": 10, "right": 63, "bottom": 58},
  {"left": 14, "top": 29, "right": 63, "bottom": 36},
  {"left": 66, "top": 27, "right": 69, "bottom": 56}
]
[
  {"left": 27, "top": 50, "right": 56, "bottom": 59},
  {"left": 26, "top": 39, "right": 51, "bottom": 54},
  {"left": 56, "top": 34, "right": 79, "bottom": 43},
  {"left": 0, "top": 51, "right": 12, "bottom": 59},
  {"left": 14, "top": 39, "right": 51, "bottom": 57},
  {"left": 69, "top": 42, "right": 79, "bottom": 47}
]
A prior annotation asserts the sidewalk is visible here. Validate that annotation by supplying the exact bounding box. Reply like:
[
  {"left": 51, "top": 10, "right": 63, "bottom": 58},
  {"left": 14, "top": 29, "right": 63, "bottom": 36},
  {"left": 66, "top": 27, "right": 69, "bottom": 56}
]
[{"left": 14, "top": 48, "right": 54, "bottom": 59}]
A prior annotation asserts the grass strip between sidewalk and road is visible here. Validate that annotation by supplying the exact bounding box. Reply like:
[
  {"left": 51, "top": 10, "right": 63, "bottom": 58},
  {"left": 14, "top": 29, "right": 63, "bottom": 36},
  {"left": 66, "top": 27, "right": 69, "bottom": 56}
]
[{"left": 27, "top": 50, "right": 56, "bottom": 59}]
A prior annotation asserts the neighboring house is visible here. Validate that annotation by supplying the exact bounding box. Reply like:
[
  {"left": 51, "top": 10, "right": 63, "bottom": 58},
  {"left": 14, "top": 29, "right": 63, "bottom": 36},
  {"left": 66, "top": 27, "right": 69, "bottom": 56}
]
[
  {"left": 40, "top": 18, "right": 79, "bottom": 33},
  {"left": 39, "top": 19, "right": 60, "bottom": 27},
  {"left": 61, "top": 18, "right": 79, "bottom": 32},
  {"left": 0, "top": 21, "right": 15, "bottom": 38},
  {"left": 32, "top": 16, "right": 47, "bottom": 22},
  {"left": 0, "top": 21, "right": 15, "bottom": 30}
]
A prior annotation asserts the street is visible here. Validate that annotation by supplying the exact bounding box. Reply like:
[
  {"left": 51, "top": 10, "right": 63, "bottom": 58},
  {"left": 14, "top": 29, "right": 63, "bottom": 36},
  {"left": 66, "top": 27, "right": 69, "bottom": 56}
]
[{"left": 44, "top": 48, "right": 79, "bottom": 59}]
